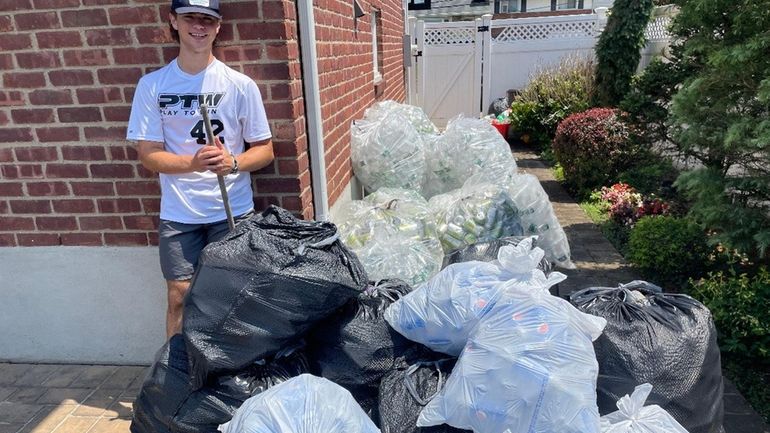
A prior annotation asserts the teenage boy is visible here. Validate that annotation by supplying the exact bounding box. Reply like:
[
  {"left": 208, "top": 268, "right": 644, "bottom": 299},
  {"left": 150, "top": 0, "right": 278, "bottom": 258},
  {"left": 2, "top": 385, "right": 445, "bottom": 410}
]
[{"left": 127, "top": 0, "right": 274, "bottom": 338}]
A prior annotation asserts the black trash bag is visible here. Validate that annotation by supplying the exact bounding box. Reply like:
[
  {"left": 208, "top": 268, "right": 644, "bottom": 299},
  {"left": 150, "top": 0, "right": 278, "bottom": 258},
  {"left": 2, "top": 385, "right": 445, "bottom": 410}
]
[
  {"left": 183, "top": 205, "right": 368, "bottom": 388},
  {"left": 308, "top": 279, "right": 427, "bottom": 390},
  {"left": 171, "top": 346, "right": 310, "bottom": 433},
  {"left": 131, "top": 335, "right": 193, "bottom": 433},
  {"left": 350, "top": 384, "right": 382, "bottom": 426},
  {"left": 569, "top": 280, "right": 724, "bottom": 433},
  {"left": 131, "top": 336, "right": 310, "bottom": 433},
  {"left": 378, "top": 359, "right": 470, "bottom": 433},
  {"left": 441, "top": 236, "right": 552, "bottom": 273},
  {"left": 442, "top": 236, "right": 556, "bottom": 295}
]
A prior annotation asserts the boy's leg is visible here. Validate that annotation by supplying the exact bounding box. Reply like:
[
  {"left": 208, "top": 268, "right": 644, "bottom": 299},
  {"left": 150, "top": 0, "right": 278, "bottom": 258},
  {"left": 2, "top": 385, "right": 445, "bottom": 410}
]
[
  {"left": 166, "top": 279, "right": 191, "bottom": 337},
  {"left": 160, "top": 212, "right": 254, "bottom": 338},
  {"left": 158, "top": 220, "right": 206, "bottom": 338}
]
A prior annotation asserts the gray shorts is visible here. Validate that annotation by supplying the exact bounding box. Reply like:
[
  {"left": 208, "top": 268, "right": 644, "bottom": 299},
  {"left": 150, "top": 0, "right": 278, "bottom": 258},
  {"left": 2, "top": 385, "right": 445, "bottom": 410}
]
[{"left": 158, "top": 211, "right": 254, "bottom": 281}]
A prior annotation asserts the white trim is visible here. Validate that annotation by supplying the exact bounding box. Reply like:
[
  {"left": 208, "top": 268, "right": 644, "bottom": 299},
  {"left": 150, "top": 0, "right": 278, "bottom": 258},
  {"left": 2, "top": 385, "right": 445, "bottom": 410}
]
[{"left": 297, "top": 0, "right": 330, "bottom": 221}]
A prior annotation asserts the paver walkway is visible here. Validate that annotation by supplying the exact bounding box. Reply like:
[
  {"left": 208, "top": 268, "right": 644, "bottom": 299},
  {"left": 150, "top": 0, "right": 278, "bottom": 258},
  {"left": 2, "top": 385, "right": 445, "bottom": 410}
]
[
  {"left": 512, "top": 147, "right": 639, "bottom": 296},
  {"left": 0, "top": 363, "right": 141, "bottom": 433},
  {"left": 0, "top": 146, "right": 766, "bottom": 433}
]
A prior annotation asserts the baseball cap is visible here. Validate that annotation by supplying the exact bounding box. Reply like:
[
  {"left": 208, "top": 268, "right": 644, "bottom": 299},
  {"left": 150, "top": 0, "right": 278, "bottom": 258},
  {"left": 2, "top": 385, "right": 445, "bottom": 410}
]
[{"left": 171, "top": 0, "right": 222, "bottom": 19}]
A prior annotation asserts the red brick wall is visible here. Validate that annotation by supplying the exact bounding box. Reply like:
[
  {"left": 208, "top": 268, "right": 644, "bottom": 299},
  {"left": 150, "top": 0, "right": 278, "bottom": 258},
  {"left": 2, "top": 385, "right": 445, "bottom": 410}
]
[
  {"left": 0, "top": 0, "right": 405, "bottom": 246},
  {"left": 314, "top": 0, "right": 406, "bottom": 207}
]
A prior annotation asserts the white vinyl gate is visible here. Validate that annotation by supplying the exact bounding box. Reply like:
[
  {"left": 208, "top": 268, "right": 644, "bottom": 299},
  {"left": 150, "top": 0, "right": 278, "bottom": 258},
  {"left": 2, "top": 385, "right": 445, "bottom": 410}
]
[
  {"left": 407, "top": 9, "right": 672, "bottom": 128},
  {"left": 408, "top": 19, "right": 485, "bottom": 128},
  {"left": 408, "top": 13, "right": 603, "bottom": 128}
]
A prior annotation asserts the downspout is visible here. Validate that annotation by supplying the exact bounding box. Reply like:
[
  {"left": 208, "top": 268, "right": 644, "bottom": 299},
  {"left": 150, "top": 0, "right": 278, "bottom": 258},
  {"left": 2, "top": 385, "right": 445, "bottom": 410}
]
[{"left": 296, "top": 0, "right": 330, "bottom": 221}]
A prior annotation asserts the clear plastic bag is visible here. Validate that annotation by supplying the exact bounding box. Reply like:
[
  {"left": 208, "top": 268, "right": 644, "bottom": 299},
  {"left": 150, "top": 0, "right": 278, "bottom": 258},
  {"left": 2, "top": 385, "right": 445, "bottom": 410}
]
[
  {"left": 336, "top": 187, "right": 436, "bottom": 249},
  {"left": 335, "top": 188, "right": 443, "bottom": 286},
  {"left": 351, "top": 110, "right": 426, "bottom": 193},
  {"left": 429, "top": 182, "right": 523, "bottom": 253},
  {"left": 220, "top": 374, "right": 380, "bottom": 433},
  {"left": 504, "top": 173, "right": 575, "bottom": 269},
  {"left": 353, "top": 230, "right": 444, "bottom": 287},
  {"left": 384, "top": 239, "right": 556, "bottom": 356},
  {"left": 423, "top": 116, "right": 517, "bottom": 199},
  {"left": 601, "top": 384, "right": 689, "bottom": 433},
  {"left": 417, "top": 279, "right": 606, "bottom": 433},
  {"left": 364, "top": 100, "right": 438, "bottom": 135}
]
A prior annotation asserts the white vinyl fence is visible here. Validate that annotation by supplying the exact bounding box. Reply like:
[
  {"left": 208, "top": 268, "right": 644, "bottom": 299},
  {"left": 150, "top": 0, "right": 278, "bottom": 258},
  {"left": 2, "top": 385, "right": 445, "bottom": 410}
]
[{"left": 407, "top": 7, "right": 674, "bottom": 127}]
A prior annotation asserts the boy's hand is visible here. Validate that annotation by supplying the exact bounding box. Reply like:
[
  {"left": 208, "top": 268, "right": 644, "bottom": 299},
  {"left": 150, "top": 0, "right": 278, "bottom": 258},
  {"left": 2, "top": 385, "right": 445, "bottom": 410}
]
[
  {"left": 210, "top": 136, "right": 236, "bottom": 176},
  {"left": 191, "top": 136, "right": 229, "bottom": 173}
]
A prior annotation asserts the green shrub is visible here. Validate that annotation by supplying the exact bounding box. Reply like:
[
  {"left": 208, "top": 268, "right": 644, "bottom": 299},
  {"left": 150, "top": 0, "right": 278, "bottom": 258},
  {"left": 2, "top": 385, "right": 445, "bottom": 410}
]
[
  {"left": 690, "top": 267, "right": 770, "bottom": 362},
  {"left": 691, "top": 266, "right": 770, "bottom": 422},
  {"left": 627, "top": 215, "right": 710, "bottom": 289},
  {"left": 619, "top": 58, "right": 687, "bottom": 151},
  {"left": 509, "top": 56, "right": 596, "bottom": 150},
  {"left": 508, "top": 100, "right": 548, "bottom": 146},
  {"left": 552, "top": 108, "right": 635, "bottom": 197},
  {"left": 552, "top": 162, "right": 565, "bottom": 183}
]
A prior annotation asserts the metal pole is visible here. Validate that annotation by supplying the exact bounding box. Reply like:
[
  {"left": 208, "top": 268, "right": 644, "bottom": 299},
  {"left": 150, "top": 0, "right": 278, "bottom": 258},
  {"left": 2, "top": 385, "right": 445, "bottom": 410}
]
[{"left": 200, "top": 104, "right": 235, "bottom": 231}]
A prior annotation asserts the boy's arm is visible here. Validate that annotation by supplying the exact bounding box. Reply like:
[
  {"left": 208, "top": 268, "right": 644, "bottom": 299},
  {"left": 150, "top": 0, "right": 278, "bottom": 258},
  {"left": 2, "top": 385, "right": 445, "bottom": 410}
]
[
  {"left": 207, "top": 138, "right": 274, "bottom": 176},
  {"left": 234, "top": 138, "right": 274, "bottom": 173},
  {"left": 137, "top": 140, "right": 228, "bottom": 174}
]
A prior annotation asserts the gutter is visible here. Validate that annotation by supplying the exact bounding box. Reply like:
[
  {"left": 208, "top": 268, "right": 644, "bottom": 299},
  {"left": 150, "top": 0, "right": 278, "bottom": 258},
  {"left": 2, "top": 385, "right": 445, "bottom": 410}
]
[{"left": 296, "top": 0, "right": 330, "bottom": 221}]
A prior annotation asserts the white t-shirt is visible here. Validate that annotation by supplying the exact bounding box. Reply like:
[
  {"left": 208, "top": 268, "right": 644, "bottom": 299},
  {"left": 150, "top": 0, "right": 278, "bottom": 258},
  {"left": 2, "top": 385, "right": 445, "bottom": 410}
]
[{"left": 127, "top": 58, "right": 272, "bottom": 224}]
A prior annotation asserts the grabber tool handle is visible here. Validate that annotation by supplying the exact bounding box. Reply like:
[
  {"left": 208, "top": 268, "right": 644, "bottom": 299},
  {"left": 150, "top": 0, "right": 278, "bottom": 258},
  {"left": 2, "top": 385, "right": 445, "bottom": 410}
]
[{"left": 200, "top": 104, "right": 235, "bottom": 231}]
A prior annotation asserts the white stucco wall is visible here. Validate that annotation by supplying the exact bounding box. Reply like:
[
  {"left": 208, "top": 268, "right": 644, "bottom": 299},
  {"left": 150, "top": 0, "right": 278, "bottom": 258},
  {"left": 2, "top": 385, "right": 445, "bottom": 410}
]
[
  {"left": 0, "top": 178, "right": 366, "bottom": 366},
  {"left": 0, "top": 247, "right": 166, "bottom": 365}
]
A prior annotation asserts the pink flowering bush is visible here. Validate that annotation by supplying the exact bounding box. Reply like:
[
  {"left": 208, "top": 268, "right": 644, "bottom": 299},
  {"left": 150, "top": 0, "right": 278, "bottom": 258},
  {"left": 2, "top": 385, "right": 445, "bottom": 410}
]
[{"left": 600, "top": 183, "right": 669, "bottom": 226}]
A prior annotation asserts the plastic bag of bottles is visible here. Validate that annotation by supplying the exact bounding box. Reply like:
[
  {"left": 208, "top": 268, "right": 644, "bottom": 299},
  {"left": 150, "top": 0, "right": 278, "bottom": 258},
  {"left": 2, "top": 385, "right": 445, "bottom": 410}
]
[
  {"left": 423, "top": 116, "right": 517, "bottom": 199},
  {"left": 459, "top": 170, "right": 573, "bottom": 269},
  {"left": 417, "top": 276, "right": 606, "bottom": 433},
  {"left": 353, "top": 230, "right": 444, "bottom": 287},
  {"left": 600, "top": 384, "right": 689, "bottom": 433},
  {"left": 364, "top": 100, "right": 438, "bottom": 135},
  {"left": 384, "top": 239, "right": 554, "bottom": 356},
  {"left": 336, "top": 188, "right": 436, "bottom": 249},
  {"left": 220, "top": 374, "right": 380, "bottom": 433},
  {"left": 504, "top": 173, "right": 575, "bottom": 269},
  {"left": 429, "top": 182, "right": 523, "bottom": 253},
  {"left": 351, "top": 109, "right": 426, "bottom": 194},
  {"left": 335, "top": 188, "right": 443, "bottom": 286}
]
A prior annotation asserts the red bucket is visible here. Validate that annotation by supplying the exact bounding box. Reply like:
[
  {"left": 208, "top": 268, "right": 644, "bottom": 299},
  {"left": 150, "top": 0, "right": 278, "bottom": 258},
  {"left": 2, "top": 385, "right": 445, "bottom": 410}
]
[{"left": 492, "top": 122, "right": 510, "bottom": 138}]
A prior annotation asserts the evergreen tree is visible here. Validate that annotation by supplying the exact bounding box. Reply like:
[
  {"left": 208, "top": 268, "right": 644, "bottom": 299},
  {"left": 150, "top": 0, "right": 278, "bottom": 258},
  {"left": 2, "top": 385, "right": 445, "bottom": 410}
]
[{"left": 669, "top": 0, "right": 770, "bottom": 259}]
